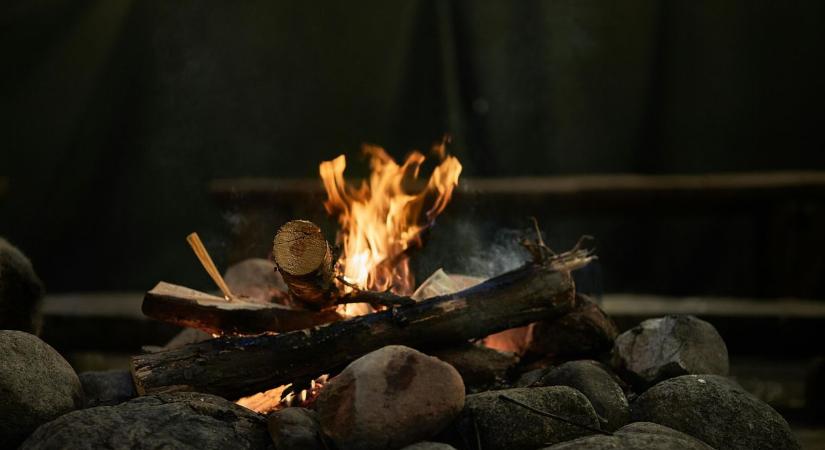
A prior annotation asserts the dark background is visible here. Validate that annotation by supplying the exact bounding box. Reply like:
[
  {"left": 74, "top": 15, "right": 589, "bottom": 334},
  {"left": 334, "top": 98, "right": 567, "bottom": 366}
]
[{"left": 2, "top": 0, "right": 824, "bottom": 296}]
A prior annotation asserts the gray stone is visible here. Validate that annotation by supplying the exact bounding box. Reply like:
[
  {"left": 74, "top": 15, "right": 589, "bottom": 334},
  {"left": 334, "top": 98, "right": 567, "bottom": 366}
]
[
  {"left": 315, "top": 345, "right": 465, "bottom": 450},
  {"left": 534, "top": 360, "right": 630, "bottom": 431},
  {"left": 0, "top": 238, "right": 44, "bottom": 334},
  {"left": 400, "top": 443, "right": 456, "bottom": 450},
  {"left": 632, "top": 374, "right": 800, "bottom": 450},
  {"left": 0, "top": 330, "right": 83, "bottom": 448},
  {"left": 224, "top": 258, "right": 288, "bottom": 304},
  {"left": 79, "top": 369, "right": 136, "bottom": 407},
  {"left": 20, "top": 392, "right": 271, "bottom": 450},
  {"left": 458, "top": 386, "right": 601, "bottom": 450},
  {"left": 611, "top": 315, "right": 728, "bottom": 388},
  {"left": 514, "top": 367, "right": 547, "bottom": 387},
  {"left": 428, "top": 343, "right": 517, "bottom": 392},
  {"left": 267, "top": 407, "right": 330, "bottom": 450},
  {"left": 541, "top": 421, "right": 714, "bottom": 449}
]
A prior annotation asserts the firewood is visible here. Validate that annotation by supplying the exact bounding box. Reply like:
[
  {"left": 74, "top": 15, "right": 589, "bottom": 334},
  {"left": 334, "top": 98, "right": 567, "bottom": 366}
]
[
  {"left": 142, "top": 282, "right": 341, "bottom": 335},
  {"left": 131, "top": 251, "right": 591, "bottom": 399},
  {"left": 186, "top": 232, "right": 235, "bottom": 300},
  {"left": 272, "top": 220, "right": 336, "bottom": 309}
]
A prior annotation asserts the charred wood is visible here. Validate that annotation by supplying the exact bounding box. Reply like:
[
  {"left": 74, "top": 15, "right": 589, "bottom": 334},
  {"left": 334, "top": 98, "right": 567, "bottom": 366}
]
[{"left": 131, "top": 258, "right": 586, "bottom": 399}]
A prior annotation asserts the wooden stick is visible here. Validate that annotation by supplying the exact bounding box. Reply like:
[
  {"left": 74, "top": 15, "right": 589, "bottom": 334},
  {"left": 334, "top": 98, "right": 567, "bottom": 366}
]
[
  {"left": 186, "top": 232, "right": 234, "bottom": 301},
  {"left": 131, "top": 256, "right": 587, "bottom": 399}
]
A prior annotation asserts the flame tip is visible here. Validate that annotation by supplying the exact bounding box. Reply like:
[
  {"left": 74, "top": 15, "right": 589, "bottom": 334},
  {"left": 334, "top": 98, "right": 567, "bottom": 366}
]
[{"left": 319, "top": 143, "right": 462, "bottom": 317}]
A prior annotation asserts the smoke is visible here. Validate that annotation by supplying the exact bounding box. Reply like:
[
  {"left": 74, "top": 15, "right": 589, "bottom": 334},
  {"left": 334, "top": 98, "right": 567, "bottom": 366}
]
[
  {"left": 416, "top": 219, "right": 602, "bottom": 299},
  {"left": 457, "top": 226, "right": 531, "bottom": 279},
  {"left": 222, "top": 211, "right": 247, "bottom": 235},
  {"left": 415, "top": 220, "right": 532, "bottom": 280}
]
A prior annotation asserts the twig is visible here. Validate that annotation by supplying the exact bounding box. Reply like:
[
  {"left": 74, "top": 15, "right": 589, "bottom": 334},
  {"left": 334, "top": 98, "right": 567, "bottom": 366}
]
[
  {"left": 522, "top": 217, "right": 557, "bottom": 263},
  {"left": 186, "top": 232, "right": 234, "bottom": 301},
  {"left": 498, "top": 394, "right": 612, "bottom": 436},
  {"left": 334, "top": 276, "right": 416, "bottom": 308}
]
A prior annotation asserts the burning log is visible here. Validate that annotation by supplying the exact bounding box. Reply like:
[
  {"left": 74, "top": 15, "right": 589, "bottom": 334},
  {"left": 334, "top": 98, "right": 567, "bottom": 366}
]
[
  {"left": 272, "top": 220, "right": 336, "bottom": 309},
  {"left": 142, "top": 282, "right": 341, "bottom": 335},
  {"left": 142, "top": 221, "right": 412, "bottom": 335},
  {"left": 131, "top": 250, "right": 592, "bottom": 399}
]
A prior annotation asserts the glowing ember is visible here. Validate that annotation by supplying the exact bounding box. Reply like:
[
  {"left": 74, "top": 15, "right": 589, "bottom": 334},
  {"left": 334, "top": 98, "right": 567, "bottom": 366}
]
[{"left": 320, "top": 141, "right": 462, "bottom": 316}]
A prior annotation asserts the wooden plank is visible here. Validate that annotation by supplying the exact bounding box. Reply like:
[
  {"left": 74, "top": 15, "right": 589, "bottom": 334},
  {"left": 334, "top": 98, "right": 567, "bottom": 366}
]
[
  {"left": 142, "top": 282, "right": 341, "bottom": 334},
  {"left": 602, "top": 294, "right": 825, "bottom": 318}
]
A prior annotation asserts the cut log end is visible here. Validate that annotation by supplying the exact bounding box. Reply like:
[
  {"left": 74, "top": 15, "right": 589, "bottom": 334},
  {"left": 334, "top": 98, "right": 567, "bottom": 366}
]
[
  {"left": 272, "top": 220, "right": 335, "bottom": 308},
  {"left": 273, "top": 220, "right": 331, "bottom": 276}
]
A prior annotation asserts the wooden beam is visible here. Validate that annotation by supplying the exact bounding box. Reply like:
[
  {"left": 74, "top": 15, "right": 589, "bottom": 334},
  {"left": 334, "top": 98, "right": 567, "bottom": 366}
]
[{"left": 210, "top": 172, "right": 825, "bottom": 214}]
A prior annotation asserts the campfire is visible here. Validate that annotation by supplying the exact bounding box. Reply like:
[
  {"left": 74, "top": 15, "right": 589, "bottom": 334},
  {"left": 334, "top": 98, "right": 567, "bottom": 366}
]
[{"left": 2, "top": 145, "right": 803, "bottom": 449}]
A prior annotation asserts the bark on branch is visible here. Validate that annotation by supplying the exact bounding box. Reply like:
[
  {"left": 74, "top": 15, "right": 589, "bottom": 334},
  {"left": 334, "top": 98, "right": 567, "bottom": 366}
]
[{"left": 131, "top": 257, "right": 588, "bottom": 399}]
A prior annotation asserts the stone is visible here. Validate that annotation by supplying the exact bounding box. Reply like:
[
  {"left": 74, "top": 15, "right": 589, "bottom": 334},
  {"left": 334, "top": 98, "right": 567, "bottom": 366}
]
[
  {"left": 79, "top": 369, "right": 136, "bottom": 407},
  {"left": 514, "top": 367, "right": 547, "bottom": 387},
  {"left": 161, "top": 327, "right": 214, "bottom": 350},
  {"left": 526, "top": 294, "right": 618, "bottom": 361},
  {"left": 541, "top": 421, "right": 714, "bottom": 450},
  {"left": 267, "top": 407, "right": 330, "bottom": 450},
  {"left": 400, "top": 443, "right": 457, "bottom": 450},
  {"left": 315, "top": 345, "right": 465, "bottom": 450},
  {"left": 632, "top": 374, "right": 800, "bottom": 450},
  {"left": 0, "top": 238, "right": 45, "bottom": 334},
  {"left": 611, "top": 315, "right": 728, "bottom": 389},
  {"left": 20, "top": 392, "right": 271, "bottom": 450},
  {"left": 533, "top": 360, "right": 630, "bottom": 431},
  {"left": 428, "top": 343, "right": 517, "bottom": 392},
  {"left": 0, "top": 330, "right": 83, "bottom": 448},
  {"left": 224, "top": 258, "right": 288, "bottom": 304},
  {"left": 457, "top": 386, "right": 601, "bottom": 449}
]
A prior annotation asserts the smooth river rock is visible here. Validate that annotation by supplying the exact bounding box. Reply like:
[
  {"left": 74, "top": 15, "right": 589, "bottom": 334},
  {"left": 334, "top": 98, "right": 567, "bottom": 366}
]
[
  {"left": 457, "top": 386, "right": 601, "bottom": 449},
  {"left": 611, "top": 315, "right": 728, "bottom": 389},
  {"left": 0, "top": 238, "right": 45, "bottom": 334},
  {"left": 315, "top": 345, "right": 465, "bottom": 450},
  {"left": 0, "top": 330, "right": 83, "bottom": 448},
  {"left": 632, "top": 374, "right": 800, "bottom": 450},
  {"left": 79, "top": 369, "right": 136, "bottom": 407},
  {"left": 20, "top": 392, "right": 271, "bottom": 450},
  {"left": 541, "top": 421, "right": 715, "bottom": 449},
  {"left": 533, "top": 360, "right": 630, "bottom": 431},
  {"left": 267, "top": 407, "right": 330, "bottom": 450}
]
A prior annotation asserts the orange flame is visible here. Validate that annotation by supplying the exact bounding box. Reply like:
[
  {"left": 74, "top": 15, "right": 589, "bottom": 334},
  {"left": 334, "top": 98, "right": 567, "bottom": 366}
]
[{"left": 319, "top": 142, "right": 462, "bottom": 313}]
